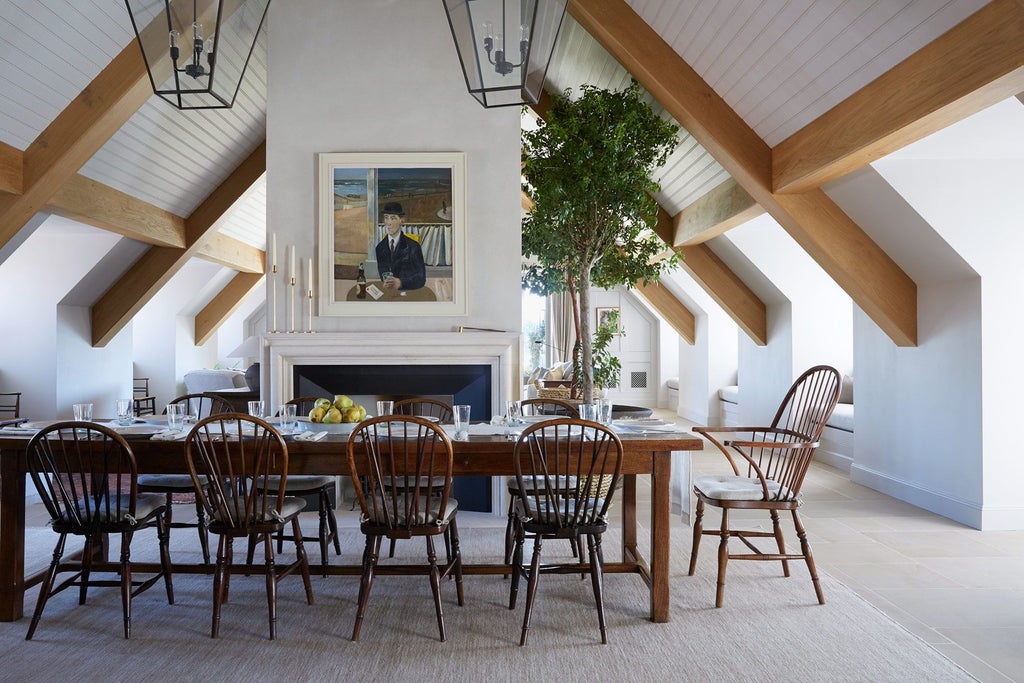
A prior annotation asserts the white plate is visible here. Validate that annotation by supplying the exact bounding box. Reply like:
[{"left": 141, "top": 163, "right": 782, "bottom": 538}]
[
  {"left": 296, "top": 417, "right": 358, "bottom": 434},
  {"left": 614, "top": 417, "right": 667, "bottom": 426},
  {"left": 415, "top": 415, "right": 440, "bottom": 423}
]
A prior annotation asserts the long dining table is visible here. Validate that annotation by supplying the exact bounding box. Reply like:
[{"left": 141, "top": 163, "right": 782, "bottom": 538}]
[{"left": 0, "top": 425, "right": 701, "bottom": 623}]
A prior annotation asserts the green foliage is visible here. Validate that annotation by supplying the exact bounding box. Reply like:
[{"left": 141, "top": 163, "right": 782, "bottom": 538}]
[
  {"left": 590, "top": 310, "right": 622, "bottom": 390},
  {"left": 522, "top": 81, "right": 679, "bottom": 294}
]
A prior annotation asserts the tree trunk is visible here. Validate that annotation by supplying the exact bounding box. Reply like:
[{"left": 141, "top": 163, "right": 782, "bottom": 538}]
[
  {"left": 567, "top": 275, "right": 581, "bottom": 399},
  {"left": 579, "top": 267, "right": 594, "bottom": 403}
]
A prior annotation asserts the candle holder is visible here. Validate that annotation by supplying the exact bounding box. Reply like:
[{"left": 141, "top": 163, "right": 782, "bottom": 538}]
[
  {"left": 270, "top": 265, "right": 279, "bottom": 333},
  {"left": 307, "top": 289, "right": 314, "bottom": 333},
  {"left": 289, "top": 276, "right": 296, "bottom": 333}
]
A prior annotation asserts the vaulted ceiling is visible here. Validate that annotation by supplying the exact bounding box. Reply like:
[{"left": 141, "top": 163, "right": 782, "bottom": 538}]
[{"left": 0, "top": 0, "right": 1021, "bottom": 348}]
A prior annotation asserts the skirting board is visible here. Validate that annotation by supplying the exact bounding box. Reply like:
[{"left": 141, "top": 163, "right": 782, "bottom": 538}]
[
  {"left": 851, "top": 463, "right": 1024, "bottom": 530},
  {"left": 815, "top": 447, "right": 853, "bottom": 472}
]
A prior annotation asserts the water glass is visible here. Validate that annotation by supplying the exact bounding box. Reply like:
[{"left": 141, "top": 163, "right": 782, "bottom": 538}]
[
  {"left": 578, "top": 402, "right": 599, "bottom": 422},
  {"left": 278, "top": 403, "right": 298, "bottom": 431},
  {"left": 115, "top": 399, "right": 134, "bottom": 426},
  {"left": 453, "top": 404, "right": 471, "bottom": 440},
  {"left": 505, "top": 400, "right": 522, "bottom": 426},
  {"left": 72, "top": 403, "right": 93, "bottom": 422},
  {"left": 376, "top": 400, "right": 394, "bottom": 417},
  {"left": 166, "top": 403, "right": 187, "bottom": 432},
  {"left": 598, "top": 397, "right": 614, "bottom": 425},
  {"left": 247, "top": 400, "right": 265, "bottom": 419}
]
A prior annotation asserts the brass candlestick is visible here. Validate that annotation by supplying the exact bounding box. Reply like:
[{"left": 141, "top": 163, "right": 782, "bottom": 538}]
[
  {"left": 270, "top": 264, "right": 278, "bottom": 333},
  {"left": 289, "top": 276, "right": 296, "bottom": 333},
  {"left": 307, "top": 289, "right": 314, "bottom": 333}
]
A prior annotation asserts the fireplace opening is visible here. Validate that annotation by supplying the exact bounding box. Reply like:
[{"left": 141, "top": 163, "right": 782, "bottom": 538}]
[{"left": 293, "top": 363, "right": 493, "bottom": 511}]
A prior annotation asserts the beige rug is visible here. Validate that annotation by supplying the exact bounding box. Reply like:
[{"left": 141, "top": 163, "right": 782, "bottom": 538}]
[{"left": 1, "top": 525, "right": 972, "bottom": 682}]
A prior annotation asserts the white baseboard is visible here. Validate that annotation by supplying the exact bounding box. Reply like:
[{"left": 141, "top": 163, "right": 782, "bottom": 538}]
[
  {"left": 679, "top": 407, "right": 708, "bottom": 426},
  {"left": 815, "top": 447, "right": 853, "bottom": 473},
  {"left": 850, "top": 463, "right": 1024, "bottom": 530}
]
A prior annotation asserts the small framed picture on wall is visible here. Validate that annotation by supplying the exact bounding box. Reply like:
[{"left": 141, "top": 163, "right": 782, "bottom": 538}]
[{"left": 595, "top": 306, "right": 621, "bottom": 334}]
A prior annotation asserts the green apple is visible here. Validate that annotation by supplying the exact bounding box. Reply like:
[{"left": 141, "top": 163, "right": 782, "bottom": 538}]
[
  {"left": 322, "top": 407, "right": 343, "bottom": 424},
  {"left": 333, "top": 394, "right": 354, "bottom": 410},
  {"left": 314, "top": 398, "right": 332, "bottom": 410}
]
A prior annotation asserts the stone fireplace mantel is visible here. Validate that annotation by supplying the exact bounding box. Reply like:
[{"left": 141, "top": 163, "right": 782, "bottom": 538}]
[{"left": 262, "top": 331, "right": 520, "bottom": 411}]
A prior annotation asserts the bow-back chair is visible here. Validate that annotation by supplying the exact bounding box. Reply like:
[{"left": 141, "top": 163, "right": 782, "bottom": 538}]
[
  {"left": 503, "top": 398, "right": 581, "bottom": 564},
  {"left": 137, "top": 392, "right": 234, "bottom": 564},
  {"left": 0, "top": 391, "right": 21, "bottom": 419},
  {"left": 249, "top": 397, "right": 342, "bottom": 575},
  {"left": 393, "top": 397, "right": 454, "bottom": 423},
  {"left": 185, "top": 413, "right": 314, "bottom": 639},
  {"left": 25, "top": 422, "right": 174, "bottom": 639},
  {"left": 508, "top": 418, "right": 623, "bottom": 646},
  {"left": 690, "top": 365, "right": 841, "bottom": 607},
  {"left": 346, "top": 415, "right": 464, "bottom": 641}
]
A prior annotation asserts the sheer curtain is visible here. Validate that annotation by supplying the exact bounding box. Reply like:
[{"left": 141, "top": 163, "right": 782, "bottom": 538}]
[{"left": 549, "top": 290, "right": 576, "bottom": 364}]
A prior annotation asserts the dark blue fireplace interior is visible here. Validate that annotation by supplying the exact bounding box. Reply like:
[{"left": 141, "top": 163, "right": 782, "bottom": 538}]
[{"left": 294, "top": 363, "right": 492, "bottom": 511}]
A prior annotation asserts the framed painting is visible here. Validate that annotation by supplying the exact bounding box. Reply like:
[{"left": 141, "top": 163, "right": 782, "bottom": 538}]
[
  {"left": 317, "top": 152, "right": 467, "bottom": 316},
  {"left": 596, "top": 306, "right": 621, "bottom": 334}
]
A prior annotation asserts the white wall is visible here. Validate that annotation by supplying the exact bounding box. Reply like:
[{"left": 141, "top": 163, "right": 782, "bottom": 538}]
[
  {"left": 266, "top": 1, "right": 521, "bottom": 338},
  {"left": 55, "top": 305, "right": 133, "bottom": 418},
  {"left": 0, "top": 217, "right": 120, "bottom": 419}
]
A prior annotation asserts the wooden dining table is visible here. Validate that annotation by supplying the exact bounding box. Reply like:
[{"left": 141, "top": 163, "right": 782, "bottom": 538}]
[{"left": 0, "top": 426, "right": 701, "bottom": 623}]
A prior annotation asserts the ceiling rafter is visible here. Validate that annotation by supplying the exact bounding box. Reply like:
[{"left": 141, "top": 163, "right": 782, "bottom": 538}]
[
  {"left": 195, "top": 271, "right": 263, "bottom": 346},
  {"left": 673, "top": 178, "right": 762, "bottom": 246},
  {"left": 773, "top": 0, "right": 1024, "bottom": 193},
  {"left": 0, "top": 141, "right": 22, "bottom": 195},
  {"left": 569, "top": 0, "right": 917, "bottom": 347},
  {"left": 90, "top": 141, "right": 266, "bottom": 347}
]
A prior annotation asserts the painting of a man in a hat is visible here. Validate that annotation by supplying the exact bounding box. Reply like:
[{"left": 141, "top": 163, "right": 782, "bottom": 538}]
[{"left": 374, "top": 201, "right": 426, "bottom": 291}]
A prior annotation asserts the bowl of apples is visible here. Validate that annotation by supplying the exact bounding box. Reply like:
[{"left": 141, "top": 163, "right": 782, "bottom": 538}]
[{"left": 297, "top": 394, "right": 368, "bottom": 434}]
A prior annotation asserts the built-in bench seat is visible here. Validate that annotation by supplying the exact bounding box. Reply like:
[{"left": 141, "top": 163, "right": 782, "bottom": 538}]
[{"left": 817, "top": 374, "right": 854, "bottom": 471}]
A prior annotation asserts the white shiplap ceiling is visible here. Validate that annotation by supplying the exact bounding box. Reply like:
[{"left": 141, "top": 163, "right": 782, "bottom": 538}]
[{"left": 0, "top": 1, "right": 998, "bottom": 257}]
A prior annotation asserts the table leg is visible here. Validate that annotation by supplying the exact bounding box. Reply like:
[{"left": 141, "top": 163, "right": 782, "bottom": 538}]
[
  {"left": 0, "top": 449, "right": 26, "bottom": 621},
  {"left": 621, "top": 474, "right": 637, "bottom": 561},
  {"left": 650, "top": 451, "right": 671, "bottom": 622}
]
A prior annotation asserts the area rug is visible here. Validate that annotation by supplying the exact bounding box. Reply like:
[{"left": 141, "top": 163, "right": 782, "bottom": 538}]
[{"left": 0, "top": 525, "right": 972, "bottom": 682}]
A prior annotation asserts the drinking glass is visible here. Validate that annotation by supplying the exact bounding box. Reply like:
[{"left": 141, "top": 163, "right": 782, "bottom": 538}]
[
  {"left": 72, "top": 403, "right": 93, "bottom": 422},
  {"left": 598, "top": 397, "right": 614, "bottom": 425},
  {"left": 379, "top": 271, "right": 393, "bottom": 286},
  {"left": 376, "top": 400, "right": 394, "bottom": 417},
  {"left": 505, "top": 400, "right": 522, "bottom": 426},
  {"left": 247, "top": 400, "right": 265, "bottom": 419},
  {"left": 115, "top": 399, "right": 134, "bottom": 426},
  {"left": 278, "top": 403, "right": 298, "bottom": 432},
  {"left": 453, "top": 404, "right": 471, "bottom": 440},
  {"left": 578, "top": 402, "right": 599, "bottom": 422},
  {"left": 166, "top": 403, "right": 187, "bottom": 432}
]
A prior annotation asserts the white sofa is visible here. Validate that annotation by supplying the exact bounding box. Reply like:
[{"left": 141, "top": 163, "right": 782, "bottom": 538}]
[
  {"left": 522, "top": 361, "right": 574, "bottom": 399},
  {"left": 183, "top": 369, "right": 247, "bottom": 394},
  {"left": 718, "top": 384, "right": 739, "bottom": 426},
  {"left": 817, "top": 374, "right": 854, "bottom": 471}
]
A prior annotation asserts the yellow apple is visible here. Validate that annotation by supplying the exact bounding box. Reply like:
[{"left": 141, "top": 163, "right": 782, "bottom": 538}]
[
  {"left": 308, "top": 406, "right": 326, "bottom": 423},
  {"left": 314, "top": 398, "right": 332, "bottom": 411},
  {"left": 343, "top": 405, "right": 366, "bottom": 423},
  {"left": 322, "top": 407, "right": 343, "bottom": 424},
  {"left": 333, "top": 394, "right": 354, "bottom": 410}
]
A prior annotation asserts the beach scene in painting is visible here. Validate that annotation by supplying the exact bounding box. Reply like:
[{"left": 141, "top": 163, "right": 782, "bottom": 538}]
[{"left": 332, "top": 165, "right": 455, "bottom": 303}]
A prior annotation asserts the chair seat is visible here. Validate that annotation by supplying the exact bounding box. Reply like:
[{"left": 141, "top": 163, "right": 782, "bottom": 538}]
[
  {"left": 138, "top": 474, "right": 197, "bottom": 490},
  {"left": 694, "top": 474, "right": 784, "bottom": 501},
  {"left": 56, "top": 492, "right": 165, "bottom": 527},
  {"left": 514, "top": 497, "right": 606, "bottom": 525},
  {"left": 365, "top": 496, "right": 458, "bottom": 526},
  {"left": 381, "top": 475, "right": 447, "bottom": 489},
  {"left": 258, "top": 475, "right": 335, "bottom": 493},
  {"left": 506, "top": 475, "right": 577, "bottom": 493},
  {"left": 211, "top": 496, "right": 306, "bottom": 525}
]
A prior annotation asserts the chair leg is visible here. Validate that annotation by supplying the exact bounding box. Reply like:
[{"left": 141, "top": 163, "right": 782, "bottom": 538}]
[
  {"left": 588, "top": 534, "right": 608, "bottom": 644},
  {"left": 388, "top": 538, "right": 398, "bottom": 559},
  {"left": 771, "top": 509, "right": 790, "bottom": 577},
  {"left": 519, "top": 535, "right": 544, "bottom": 646},
  {"left": 79, "top": 532, "right": 95, "bottom": 605},
  {"left": 503, "top": 494, "right": 516, "bottom": 565},
  {"left": 426, "top": 535, "right": 446, "bottom": 642},
  {"left": 448, "top": 517, "right": 464, "bottom": 606},
  {"left": 157, "top": 509, "right": 175, "bottom": 605},
  {"left": 264, "top": 532, "right": 278, "bottom": 640},
  {"left": 716, "top": 508, "right": 731, "bottom": 608},
  {"left": 688, "top": 496, "right": 704, "bottom": 576},
  {"left": 195, "top": 496, "right": 211, "bottom": 565},
  {"left": 326, "top": 489, "right": 341, "bottom": 556},
  {"left": 26, "top": 533, "right": 67, "bottom": 641},
  {"left": 120, "top": 530, "right": 133, "bottom": 639},
  {"left": 317, "top": 491, "right": 330, "bottom": 574},
  {"left": 352, "top": 534, "right": 380, "bottom": 641},
  {"left": 508, "top": 521, "right": 525, "bottom": 610},
  {"left": 211, "top": 536, "right": 230, "bottom": 638},
  {"left": 793, "top": 509, "right": 825, "bottom": 604},
  {"left": 293, "top": 516, "right": 314, "bottom": 606}
]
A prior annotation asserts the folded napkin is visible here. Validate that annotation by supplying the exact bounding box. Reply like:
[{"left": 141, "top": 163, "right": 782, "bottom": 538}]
[
  {"left": 294, "top": 430, "right": 327, "bottom": 442},
  {"left": 0, "top": 426, "right": 39, "bottom": 435},
  {"left": 151, "top": 429, "right": 188, "bottom": 441}
]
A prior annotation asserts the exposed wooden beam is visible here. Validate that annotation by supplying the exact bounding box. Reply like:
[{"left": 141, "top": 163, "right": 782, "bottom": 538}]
[
  {"left": 0, "top": 141, "right": 21, "bottom": 195},
  {"left": 773, "top": 0, "right": 1024, "bottom": 193},
  {"left": 196, "top": 233, "right": 265, "bottom": 274},
  {"left": 46, "top": 175, "right": 185, "bottom": 248},
  {"left": 673, "top": 178, "right": 762, "bottom": 246},
  {"left": 570, "top": 0, "right": 917, "bottom": 347},
  {"left": 634, "top": 279, "right": 695, "bottom": 344},
  {"left": 0, "top": 41, "right": 153, "bottom": 252},
  {"left": 194, "top": 272, "right": 263, "bottom": 346},
  {"left": 91, "top": 142, "right": 266, "bottom": 347}
]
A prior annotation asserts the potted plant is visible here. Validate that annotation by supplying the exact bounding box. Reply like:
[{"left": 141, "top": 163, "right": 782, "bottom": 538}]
[{"left": 522, "top": 81, "right": 679, "bottom": 402}]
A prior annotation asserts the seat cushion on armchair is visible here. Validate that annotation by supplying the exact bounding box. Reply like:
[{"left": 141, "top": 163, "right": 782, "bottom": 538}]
[
  {"left": 184, "top": 369, "right": 247, "bottom": 394},
  {"left": 695, "top": 474, "right": 783, "bottom": 501}
]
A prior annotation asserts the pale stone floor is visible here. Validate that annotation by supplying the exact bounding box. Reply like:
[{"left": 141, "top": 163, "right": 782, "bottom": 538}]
[{"left": 21, "top": 412, "right": 1024, "bottom": 681}]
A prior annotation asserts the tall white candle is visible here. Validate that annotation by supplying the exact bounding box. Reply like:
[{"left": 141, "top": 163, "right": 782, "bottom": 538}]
[
  {"left": 290, "top": 245, "right": 296, "bottom": 280},
  {"left": 307, "top": 257, "right": 313, "bottom": 293},
  {"left": 271, "top": 233, "right": 277, "bottom": 270}
]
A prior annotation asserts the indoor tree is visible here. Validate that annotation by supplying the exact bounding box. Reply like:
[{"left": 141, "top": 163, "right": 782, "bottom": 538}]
[{"left": 522, "top": 81, "right": 679, "bottom": 403}]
